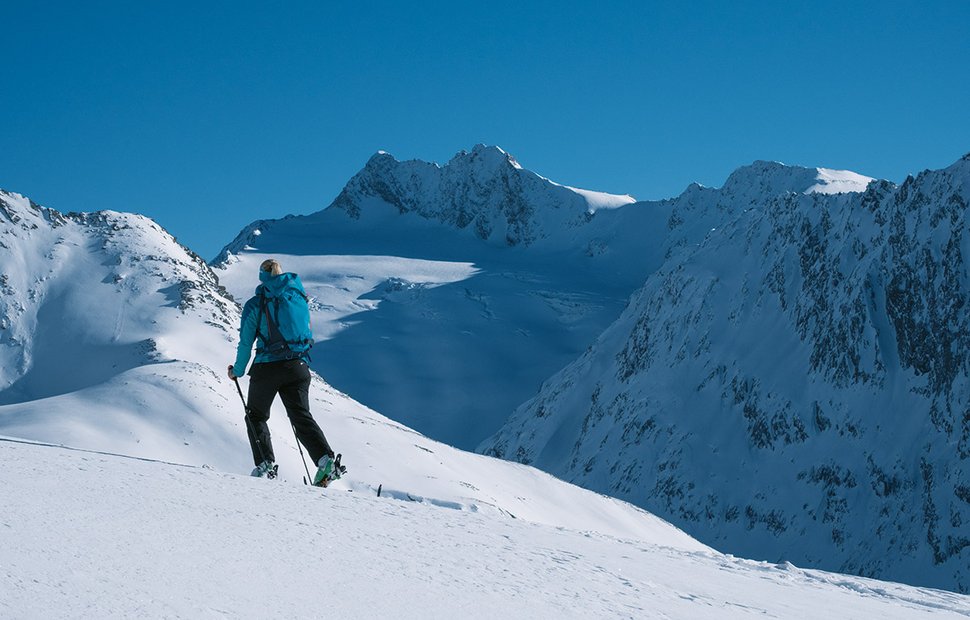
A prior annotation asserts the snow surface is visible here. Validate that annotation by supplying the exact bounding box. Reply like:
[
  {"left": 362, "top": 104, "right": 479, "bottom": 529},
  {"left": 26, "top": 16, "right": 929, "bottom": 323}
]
[
  {"left": 564, "top": 185, "right": 638, "bottom": 212},
  {"left": 0, "top": 187, "right": 704, "bottom": 546},
  {"left": 720, "top": 160, "right": 873, "bottom": 200},
  {"left": 213, "top": 148, "right": 669, "bottom": 449},
  {"left": 806, "top": 167, "right": 875, "bottom": 194},
  {"left": 4, "top": 437, "right": 969, "bottom": 619},
  {"left": 215, "top": 220, "right": 668, "bottom": 450}
]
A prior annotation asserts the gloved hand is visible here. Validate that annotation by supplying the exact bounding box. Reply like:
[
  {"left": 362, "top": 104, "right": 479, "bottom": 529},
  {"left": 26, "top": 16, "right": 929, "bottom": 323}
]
[{"left": 227, "top": 365, "right": 237, "bottom": 380}]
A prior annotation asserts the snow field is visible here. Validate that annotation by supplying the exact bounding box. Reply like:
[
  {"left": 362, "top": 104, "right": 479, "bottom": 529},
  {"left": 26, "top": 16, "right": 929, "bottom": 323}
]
[{"left": 3, "top": 439, "right": 968, "bottom": 619}]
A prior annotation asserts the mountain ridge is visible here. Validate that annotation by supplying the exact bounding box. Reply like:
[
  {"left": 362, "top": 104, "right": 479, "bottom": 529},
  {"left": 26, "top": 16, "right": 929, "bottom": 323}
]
[
  {"left": 482, "top": 152, "right": 970, "bottom": 593},
  {"left": 211, "top": 146, "right": 878, "bottom": 451},
  {"left": 315, "top": 144, "right": 638, "bottom": 248}
]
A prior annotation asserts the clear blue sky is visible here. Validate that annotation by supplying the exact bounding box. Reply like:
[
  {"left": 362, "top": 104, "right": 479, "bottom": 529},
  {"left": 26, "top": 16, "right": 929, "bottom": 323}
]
[{"left": 2, "top": 1, "right": 968, "bottom": 259}]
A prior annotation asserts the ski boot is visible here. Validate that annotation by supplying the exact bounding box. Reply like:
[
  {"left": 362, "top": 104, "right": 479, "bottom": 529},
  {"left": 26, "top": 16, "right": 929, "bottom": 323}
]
[
  {"left": 312, "top": 453, "right": 346, "bottom": 487},
  {"left": 251, "top": 460, "right": 278, "bottom": 479}
]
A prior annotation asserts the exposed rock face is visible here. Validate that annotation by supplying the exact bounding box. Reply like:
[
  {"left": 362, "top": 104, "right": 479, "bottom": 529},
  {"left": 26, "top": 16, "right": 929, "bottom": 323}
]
[
  {"left": 327, "top": 144, "right": 606, "bottom": 247},
  {"left": 483, "top": 156, "right": 970, "bottom": 593}
]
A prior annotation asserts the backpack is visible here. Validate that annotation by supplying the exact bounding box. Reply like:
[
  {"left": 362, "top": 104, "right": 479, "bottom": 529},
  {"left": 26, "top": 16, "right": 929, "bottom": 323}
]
[{"left": 255, "top": 288, "right": 313, "bottom": 360}]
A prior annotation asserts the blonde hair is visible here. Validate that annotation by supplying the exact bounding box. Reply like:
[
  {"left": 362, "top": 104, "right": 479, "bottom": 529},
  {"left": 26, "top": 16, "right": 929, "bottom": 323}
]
[{"left": 260, "top": 259, "right": 283, "bottom": 276}]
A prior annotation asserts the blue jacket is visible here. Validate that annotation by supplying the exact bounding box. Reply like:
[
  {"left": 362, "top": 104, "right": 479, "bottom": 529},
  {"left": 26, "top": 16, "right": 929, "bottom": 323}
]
[{"left": 233, "top": 271, "right": 312, "bottom": 377}]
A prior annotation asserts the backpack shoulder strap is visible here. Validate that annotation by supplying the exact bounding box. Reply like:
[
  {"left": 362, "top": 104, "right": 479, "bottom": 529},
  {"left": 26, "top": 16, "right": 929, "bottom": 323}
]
[
  {"left": 254, "top": 292, "right": 266, "bottom": 340},
  {"left": 264, "top": 295, "right": 286, "bottom": 344}
]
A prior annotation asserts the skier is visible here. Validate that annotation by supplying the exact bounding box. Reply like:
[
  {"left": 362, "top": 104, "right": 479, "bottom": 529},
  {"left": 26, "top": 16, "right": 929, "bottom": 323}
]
[{"left": 228, "top": 258, "right": 340, "bottom": 486}]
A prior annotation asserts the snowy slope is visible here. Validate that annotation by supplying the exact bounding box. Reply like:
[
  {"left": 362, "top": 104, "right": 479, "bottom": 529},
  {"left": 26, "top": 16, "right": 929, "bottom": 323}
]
[
  {"left": 4, "top": 438, "right": 969, "bottom": 619},
  {"left": 809, "top": 167, "right": 875, "bottom": 194},
  {"left": 0, "top": 189, "right": 243, "bottom": 465},
  {"left": 213, "top": 145, "right": 672, "bottom": 450},
  {"left": 214, "top": 147, "right": 870, "bottom": 451},
  {"left": 483, "top": 154, "right": 970, "bottom": 592},
  {"left": 0, "top": 188, "right": 708, "bottom": 544}
]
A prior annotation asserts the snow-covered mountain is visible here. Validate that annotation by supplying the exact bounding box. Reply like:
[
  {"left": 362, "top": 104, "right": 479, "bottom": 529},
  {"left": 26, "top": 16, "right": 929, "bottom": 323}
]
[
  {"left": 6, "top": 437, "right": 970, "bottom": 619},
  {"left": 225, "top": 144, "right": 637, "bottom": 254},
  {"left": 483, "top": 154, "right": 970, "bottom": 592},
  {"left": 214, "top": 146, "right": 871, "bottom": 451},
  {"left": 8, "top": 143, "right": 966, "bottom": 609},
  {"left": 0, "top": 189, "right": 243, "bottom": 463},
  {"left": 0, "top": 187, "right": 710, "bottom": 545},
  {"left": 213, "top": 145, "right": 665, "bottom": 450}
]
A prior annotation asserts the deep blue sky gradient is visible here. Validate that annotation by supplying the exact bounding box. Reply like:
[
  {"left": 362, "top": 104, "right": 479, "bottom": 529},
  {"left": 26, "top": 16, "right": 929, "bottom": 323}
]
[{"left": 2, "top": 1, "right": 968, "bottom": 259}]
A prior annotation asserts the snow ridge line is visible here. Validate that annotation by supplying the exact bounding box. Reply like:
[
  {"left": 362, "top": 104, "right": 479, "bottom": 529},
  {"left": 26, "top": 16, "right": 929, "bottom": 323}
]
[{"left": 0, "top": 435, "right": 201, "bottom": 470}]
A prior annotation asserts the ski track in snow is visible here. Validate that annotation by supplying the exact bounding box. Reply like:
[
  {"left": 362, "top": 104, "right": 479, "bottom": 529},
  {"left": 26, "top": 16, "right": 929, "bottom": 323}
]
[{"left": 3, "top": 440, "right": 969, "bottom": 619}]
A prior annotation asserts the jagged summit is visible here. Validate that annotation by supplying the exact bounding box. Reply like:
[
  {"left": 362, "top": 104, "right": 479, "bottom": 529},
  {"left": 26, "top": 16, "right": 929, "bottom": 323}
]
[
  {"left": 0, "top": 189, "right": 209, "bottom": 254},
  {"left": 363, "top": 150, "right": 397, "bottom": 168},
  {"left": 361, "top": 144, "right": 520, "bottom": 177},
  {"left": 326, "top": 145, "right": 635, "bottom": 247},
  {"left": 448, "top": 144, "right": 523, "bottom": 170},
  {"left": 0, "top": 189, "right": 70, "bottom": 228},
  {"left": 215, "top": 144, "right": 640, "bottom": 261}
]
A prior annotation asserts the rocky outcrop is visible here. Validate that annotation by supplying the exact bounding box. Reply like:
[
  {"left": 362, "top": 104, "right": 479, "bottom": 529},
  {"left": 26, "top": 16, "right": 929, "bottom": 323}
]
[
  {"left": 327, "top": 144, "right": 609, "bottom": 246},
  {"left": 483, "top": 155, "right": 970, "bottom": 593}
]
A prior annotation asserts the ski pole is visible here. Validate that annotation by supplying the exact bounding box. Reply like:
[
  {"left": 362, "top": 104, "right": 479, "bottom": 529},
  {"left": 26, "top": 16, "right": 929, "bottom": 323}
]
[
  {"left": 232, "top": 375, "right": 271, "bottom": 468},
  {"left": 290, "top": 422, "right": 312, "bottom": 485}
]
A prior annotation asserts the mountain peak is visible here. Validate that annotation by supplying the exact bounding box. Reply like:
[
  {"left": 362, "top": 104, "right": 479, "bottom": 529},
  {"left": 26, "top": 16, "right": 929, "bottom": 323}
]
[
  {"left": 449, "top": 144, "right": 522, "bottom": 171},
  {"left": 722, "top": 160, "right": 873, "bottom": 197},
  {"left": 1, "top": 189, "right": 71, "bottom": 229},
  {"left": 362, "top": 145, "right": 522, "bottom": 176},
  {"left": 362, "top": 149, "right": 398, "bottom": 171},
  {"left": 326, "top": 145, "right": 632, "bottom": 246}
]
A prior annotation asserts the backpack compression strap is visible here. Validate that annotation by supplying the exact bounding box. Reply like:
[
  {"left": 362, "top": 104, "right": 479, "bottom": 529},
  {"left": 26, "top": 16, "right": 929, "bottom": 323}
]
[{"left": 254, "top": 291, "right": 313, "bottom": 357}]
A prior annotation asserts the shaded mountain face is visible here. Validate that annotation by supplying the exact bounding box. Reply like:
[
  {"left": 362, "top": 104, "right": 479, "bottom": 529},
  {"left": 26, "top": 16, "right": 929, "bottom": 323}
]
[
  {"left": 214, "top": 145, "right": 660, "bottom": 449},
  {"left": 482, "top": 154, "right": 970, "bottom": 593},
  {"left": 215, "top": 146, "right": 874, "bottom": 451}
]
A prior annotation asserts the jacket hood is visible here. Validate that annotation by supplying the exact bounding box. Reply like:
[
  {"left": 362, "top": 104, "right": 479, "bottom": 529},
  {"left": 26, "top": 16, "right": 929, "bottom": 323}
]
[{"left": 255, "top": 271, "right": 305, "bottom": 298}]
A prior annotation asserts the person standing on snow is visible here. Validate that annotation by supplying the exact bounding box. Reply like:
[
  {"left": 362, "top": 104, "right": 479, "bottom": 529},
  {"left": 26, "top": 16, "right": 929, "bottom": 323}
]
[{"left": 227, "top": 258, "right": 341, "bottom": 486}]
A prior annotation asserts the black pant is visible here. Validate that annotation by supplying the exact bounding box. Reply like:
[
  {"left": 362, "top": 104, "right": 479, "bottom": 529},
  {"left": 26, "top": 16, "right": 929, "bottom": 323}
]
[{"left": 245, "top": 359, "right": 333, "bottom": 466}]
